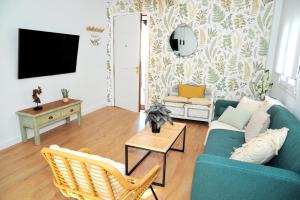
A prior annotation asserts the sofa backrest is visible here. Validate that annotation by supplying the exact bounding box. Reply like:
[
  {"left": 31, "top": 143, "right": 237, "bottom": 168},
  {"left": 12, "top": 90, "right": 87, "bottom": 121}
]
[
  {"left": 267, "top": 105, "right": 300, "bottom": 173},
  {"left": 214, "top": 100, "right": 239, "bottom": 120}
]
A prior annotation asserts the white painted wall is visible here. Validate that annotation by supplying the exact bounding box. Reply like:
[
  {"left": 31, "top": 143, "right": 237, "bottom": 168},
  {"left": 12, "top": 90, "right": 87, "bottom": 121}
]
[
  {"left": 268, "top": 0, "right": 300, "bottom": 120},
  {"left": 0, "top": 0, "right": 108, "bottom": 149}
]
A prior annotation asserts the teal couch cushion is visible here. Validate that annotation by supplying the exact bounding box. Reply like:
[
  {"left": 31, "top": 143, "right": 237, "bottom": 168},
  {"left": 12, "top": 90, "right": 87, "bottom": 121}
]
[
  {"left": 267, "top": 105, "right": 300, "bottom": 174},
  {"left": 205, "top": 129, "right": 245, "bottom": 157}
]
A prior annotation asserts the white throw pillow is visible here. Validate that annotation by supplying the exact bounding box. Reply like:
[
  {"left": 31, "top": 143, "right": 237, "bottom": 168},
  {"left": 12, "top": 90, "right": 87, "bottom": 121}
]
[
  {"left": 230, "top": 128, "right": 289, "bottom": 164},
  {"left": 50, "top": 145, "right": 125, "bottom": 174},
  {"left": 262, "top": 96, "right": 286, "bottom": 111},
  {"left": 209, "top": 120, "right": 245, "bottom": 132},
  {"left": 218, "top": 106, "right": 252, "bottom": 130},
  {"left": 237, "top": 97, "right": 262, "bottom": 114},
  {"left": 244, "top": 110, "right": 270, "bottom": 142}
]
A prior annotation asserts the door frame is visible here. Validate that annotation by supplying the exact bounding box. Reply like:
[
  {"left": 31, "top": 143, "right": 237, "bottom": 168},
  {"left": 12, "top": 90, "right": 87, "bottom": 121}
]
[
  {"left": 111, "top": 12, "right": 150, "bottom": 111},
  {"left": 140, "top": 14, "right": 150, "bottom": 111}
]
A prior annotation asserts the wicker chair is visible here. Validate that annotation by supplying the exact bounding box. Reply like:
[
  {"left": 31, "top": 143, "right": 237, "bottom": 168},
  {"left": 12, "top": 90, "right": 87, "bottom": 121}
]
[{"left": 41, "top": 147, "right": 160, "bottom": 200}]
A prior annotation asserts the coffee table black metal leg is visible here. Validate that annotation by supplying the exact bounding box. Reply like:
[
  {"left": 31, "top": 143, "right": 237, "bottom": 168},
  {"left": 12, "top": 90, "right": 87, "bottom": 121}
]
[
  {"left": 170, "top": 126, "right": 186, "bottom": 152},
  {"left": 153, "top": 152, "right": 167, "bottom": 187},
  {"left": 125, "top": 146, "right": 166, "bottom": 187},
  {"left": 162, "top": 152, "right": 167, "bottom": 186},
  {"left": 182, "top": 126, "right": 186, "bottom": 152},
  {"left": 128, "top": 151, "right": 152, "bottom": 175},
  {"left": 150, "top": 185, "right": 159, "bottom": 200},
  {"left": 125, "top": 145, "right": 129, "bottom": 175},
  {"left": 125, "top": 145, "right": 152, "bottom": 176}
]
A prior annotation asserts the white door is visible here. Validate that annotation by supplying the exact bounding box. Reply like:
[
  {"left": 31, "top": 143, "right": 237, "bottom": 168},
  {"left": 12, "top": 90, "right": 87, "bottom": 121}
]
[{"left": 114, "top": 13, "right": 141, "bottom": 112}]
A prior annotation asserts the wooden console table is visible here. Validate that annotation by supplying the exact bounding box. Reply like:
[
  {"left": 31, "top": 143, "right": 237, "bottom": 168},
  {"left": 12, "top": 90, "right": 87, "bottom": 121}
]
[{"left": 16, "top": 99, "right": 82, "bottom": 145}]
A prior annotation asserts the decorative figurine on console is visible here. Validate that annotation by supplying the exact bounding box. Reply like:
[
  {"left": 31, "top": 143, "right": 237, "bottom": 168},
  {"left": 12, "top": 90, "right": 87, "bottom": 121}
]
[{"left": 32, "top": 86, "right": 43, "bottom": 111}]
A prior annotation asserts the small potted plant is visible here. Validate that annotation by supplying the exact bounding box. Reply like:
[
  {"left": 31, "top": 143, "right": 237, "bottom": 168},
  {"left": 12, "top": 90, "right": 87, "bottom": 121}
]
[
  {"left": 145, "top": 102, "right": 173, "bottom": 133},
  {"left": 61, "top": 88, "right": 69, "bottom": 103}
]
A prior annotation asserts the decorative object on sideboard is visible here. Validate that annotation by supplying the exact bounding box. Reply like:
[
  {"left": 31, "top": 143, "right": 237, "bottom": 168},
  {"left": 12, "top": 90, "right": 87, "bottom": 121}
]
[
  {"left": 32, "top": 86, "right": 43, "bottom": 111},
  {"left": 86, "top": 26, "right": 105, "bottom": 46},
  {"left": 145, "top": 102, "right": 173, "bottom": 133},
  {"left": 61, "top": 88, "right": 70, "bottom": 103}
]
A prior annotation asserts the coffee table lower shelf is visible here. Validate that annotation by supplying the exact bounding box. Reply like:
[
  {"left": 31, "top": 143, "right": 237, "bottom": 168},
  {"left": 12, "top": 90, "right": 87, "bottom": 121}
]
[{"left": 125, "top": 127, "right": 186, "bottom": 187}]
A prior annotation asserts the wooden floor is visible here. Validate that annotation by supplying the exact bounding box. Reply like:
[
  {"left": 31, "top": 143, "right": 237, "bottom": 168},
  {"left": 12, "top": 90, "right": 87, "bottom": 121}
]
[{"left": 0, "top": 107, "right": 208, "bottom": 200}]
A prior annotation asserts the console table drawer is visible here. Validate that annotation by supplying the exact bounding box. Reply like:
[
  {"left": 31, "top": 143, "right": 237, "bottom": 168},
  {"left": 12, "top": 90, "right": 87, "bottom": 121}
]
[
  {"left": 61, "top": 104, "right": 80, "bottom": 116},
  {"left": 38, "top": 112, "right": 61, "bottom": 125}
]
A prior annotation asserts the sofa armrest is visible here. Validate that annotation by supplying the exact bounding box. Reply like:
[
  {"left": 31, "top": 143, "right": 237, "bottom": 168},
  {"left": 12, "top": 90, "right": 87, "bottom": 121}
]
[
  {"left": 214, "top": 100, "right": 239, "bottom": 119},
  {"left": 192, "top": 154, "right": 300, "bottom": 200}
]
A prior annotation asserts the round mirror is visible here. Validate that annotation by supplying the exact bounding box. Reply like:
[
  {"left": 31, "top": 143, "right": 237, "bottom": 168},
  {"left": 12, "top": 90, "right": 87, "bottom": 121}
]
[{"left": 169, "top": 25, "right": 198, "bottom": 57}]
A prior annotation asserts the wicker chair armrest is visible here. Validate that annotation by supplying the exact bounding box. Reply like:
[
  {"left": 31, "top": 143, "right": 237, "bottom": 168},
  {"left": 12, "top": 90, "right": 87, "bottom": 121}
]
[
  {"left": 78, "top": 148, "right": 92, "bottom": 154},
  {"left": 134, "top": 165, "right": 160, "bottom": 188},
  {"left": 125, "top": 176, "right": 137, "bottom": 184}
]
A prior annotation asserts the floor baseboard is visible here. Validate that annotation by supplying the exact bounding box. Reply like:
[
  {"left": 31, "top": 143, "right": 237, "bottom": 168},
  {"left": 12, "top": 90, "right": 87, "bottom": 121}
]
[{"left": 0, "top": 137, "right": 21, "bottom": 150}]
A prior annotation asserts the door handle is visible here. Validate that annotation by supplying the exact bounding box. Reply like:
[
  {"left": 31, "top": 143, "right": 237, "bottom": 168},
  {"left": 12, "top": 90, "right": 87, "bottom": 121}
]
[{"left": 135, "top": 66, "right": 139, "bottom": 75}]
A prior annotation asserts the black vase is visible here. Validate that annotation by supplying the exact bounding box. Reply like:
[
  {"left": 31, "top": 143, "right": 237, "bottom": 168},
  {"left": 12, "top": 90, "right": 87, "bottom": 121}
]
[{"left": 151, "top": 121, "right": 160, "bottom": 133}]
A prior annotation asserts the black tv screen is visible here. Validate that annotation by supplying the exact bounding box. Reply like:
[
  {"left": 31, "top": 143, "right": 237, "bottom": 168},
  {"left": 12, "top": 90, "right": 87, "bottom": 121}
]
[{"left": 18, "top": 29, "right": 80, "bottom": 79}]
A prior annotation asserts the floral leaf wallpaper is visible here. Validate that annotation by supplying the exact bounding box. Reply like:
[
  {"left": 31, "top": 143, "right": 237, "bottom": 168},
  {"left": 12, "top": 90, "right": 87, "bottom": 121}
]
[{"left": 107, "top": 0, "right": 274, "bottom": 105}]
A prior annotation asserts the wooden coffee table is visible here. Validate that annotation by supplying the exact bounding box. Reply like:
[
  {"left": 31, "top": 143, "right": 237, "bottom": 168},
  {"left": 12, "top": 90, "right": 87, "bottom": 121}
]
[{"left": 125, "top": 122, "right": 186, "bottom": 187}]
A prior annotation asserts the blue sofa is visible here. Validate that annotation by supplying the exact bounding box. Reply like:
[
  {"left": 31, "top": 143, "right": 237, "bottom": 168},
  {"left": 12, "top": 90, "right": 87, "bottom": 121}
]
[{"left": 191, "top": 100, "right": 300, "bottom": 200}]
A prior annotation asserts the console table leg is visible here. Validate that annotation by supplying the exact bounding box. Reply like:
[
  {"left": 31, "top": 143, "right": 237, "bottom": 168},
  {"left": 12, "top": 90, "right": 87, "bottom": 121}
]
[
  {"left": 33, "top": 121, "right": 40, "bottom": 145},
  {"left": 18, "top": 117, "right": 27, "bottom": 142},
  {"left": 77, "top": 112, "right": 81, "bottom": 127},
  {"left": 66, "top": 117, "right": 71, "bottom": 124}
]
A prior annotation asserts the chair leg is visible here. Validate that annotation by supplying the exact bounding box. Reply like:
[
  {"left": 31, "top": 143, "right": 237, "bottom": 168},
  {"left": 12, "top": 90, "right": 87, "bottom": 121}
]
[{"left": 150, "top": 185, "right": 158, "bottom": 200}]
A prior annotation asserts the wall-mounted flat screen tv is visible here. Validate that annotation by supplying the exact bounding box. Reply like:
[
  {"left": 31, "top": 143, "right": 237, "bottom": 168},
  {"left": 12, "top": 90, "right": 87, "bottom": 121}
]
[{"left": 18, "top": 29, "right": 80, "bottom": 79}]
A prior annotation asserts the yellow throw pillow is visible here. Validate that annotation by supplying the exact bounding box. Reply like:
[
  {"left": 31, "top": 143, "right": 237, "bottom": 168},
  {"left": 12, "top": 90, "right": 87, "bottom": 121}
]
[{"left": 178, "top": 84, "right": 206, "bottom": 98}]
